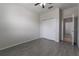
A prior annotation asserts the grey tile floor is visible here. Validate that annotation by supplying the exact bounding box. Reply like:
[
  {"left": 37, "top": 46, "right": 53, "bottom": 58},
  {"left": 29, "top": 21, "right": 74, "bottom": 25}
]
[{"left": 0, "top": 38, "right": 79, "bottom": 56}]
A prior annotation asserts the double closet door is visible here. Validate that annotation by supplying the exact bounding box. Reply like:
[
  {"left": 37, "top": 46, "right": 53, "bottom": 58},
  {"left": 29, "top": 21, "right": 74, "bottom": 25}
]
[{"left": 41, "top": 18, "right": 59, "bottom": 42}]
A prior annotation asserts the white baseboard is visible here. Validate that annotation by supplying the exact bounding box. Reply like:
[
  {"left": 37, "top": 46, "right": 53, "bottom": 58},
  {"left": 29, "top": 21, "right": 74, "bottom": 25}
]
[
  {"left": 40, "top": 37, "right": 59, "bottom": 42},
  {"left": 0, "top": 38, "right": 38, "bottom": 51},
  {"left": 0, "top": 37, "right": 59, "bottom": 51}
]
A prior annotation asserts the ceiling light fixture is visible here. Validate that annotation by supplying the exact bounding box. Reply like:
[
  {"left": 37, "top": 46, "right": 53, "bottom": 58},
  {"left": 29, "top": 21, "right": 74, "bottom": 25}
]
[
  {"left": 34, "top": 3, "right": 53, "bottom": 9},
  {"left": 39, "top": 3, "right": 46, "bottom": 6}
]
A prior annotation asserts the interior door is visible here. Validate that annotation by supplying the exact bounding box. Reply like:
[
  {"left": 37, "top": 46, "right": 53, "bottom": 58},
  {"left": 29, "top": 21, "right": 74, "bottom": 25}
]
[
  {"left": 72, "top": 15, "right": 75, "bottom": 45},
  {"left": 72, "top": 16, "right": 78, "bottom": 46}
]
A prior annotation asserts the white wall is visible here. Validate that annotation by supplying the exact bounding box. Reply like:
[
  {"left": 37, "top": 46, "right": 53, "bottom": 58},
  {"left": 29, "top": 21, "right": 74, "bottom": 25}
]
[
  {"left": 40, "top": 8, "right": 60, "bottom": 42},
  {"left": 78, "top": 5, "right": 79, "bottom": 47},
  {"left": 0, "top": 4, "right": 40, "bottom": 50},
  {"left": 63, "top": 7, "right": 78, "bottom": 18},
  {"left": 65, "top": 22, "right": 73, "bottom": 35}
]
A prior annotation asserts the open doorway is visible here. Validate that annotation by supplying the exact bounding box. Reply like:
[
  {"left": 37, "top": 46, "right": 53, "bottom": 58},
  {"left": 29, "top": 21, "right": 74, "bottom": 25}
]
[
  {"left": 61, "top": 16, "right": 78, "bottom": 46},
  {"left": 64, "top": 17, "right": 73, "bottom": 44}
]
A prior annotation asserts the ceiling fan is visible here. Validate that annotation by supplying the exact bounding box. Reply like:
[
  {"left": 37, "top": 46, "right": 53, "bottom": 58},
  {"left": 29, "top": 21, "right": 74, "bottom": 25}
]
[{"left": 34, "top": 3, "right": 53, "bottom": 9}]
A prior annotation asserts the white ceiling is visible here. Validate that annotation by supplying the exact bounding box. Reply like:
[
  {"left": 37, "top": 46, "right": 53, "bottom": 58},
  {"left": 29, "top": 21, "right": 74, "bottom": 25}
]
[
  {"left": 0, "top": 3, "right": 78, "bottom": 14},
  {"left": 17, "top": 3, "right": 78, "bottom": 14}
]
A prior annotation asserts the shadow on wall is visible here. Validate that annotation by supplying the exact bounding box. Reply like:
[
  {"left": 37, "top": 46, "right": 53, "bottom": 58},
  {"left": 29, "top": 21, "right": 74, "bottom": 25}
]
[{"left": 0, "top": 4, "right": 40, "bottom": 50}]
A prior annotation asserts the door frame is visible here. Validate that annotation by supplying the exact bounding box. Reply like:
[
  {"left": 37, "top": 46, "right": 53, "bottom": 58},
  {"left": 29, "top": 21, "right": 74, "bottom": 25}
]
[
  {"left": 61, "top": 17, "right": 74, "bottom": 45},
  {"left": 61, "top": 16, "right": 78, "bottom": 46}
]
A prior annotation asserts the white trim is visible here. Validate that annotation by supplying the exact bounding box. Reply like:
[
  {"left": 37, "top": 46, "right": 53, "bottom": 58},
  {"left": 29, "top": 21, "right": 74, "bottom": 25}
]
[{"left": 0, "top": 38, "right": 37, "bottom": 51}]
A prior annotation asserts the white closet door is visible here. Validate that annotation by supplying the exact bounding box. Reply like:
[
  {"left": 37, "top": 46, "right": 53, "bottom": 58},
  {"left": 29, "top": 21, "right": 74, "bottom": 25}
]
[{"left": 41, "top": 19, "right": 58, "bottom": 42}]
